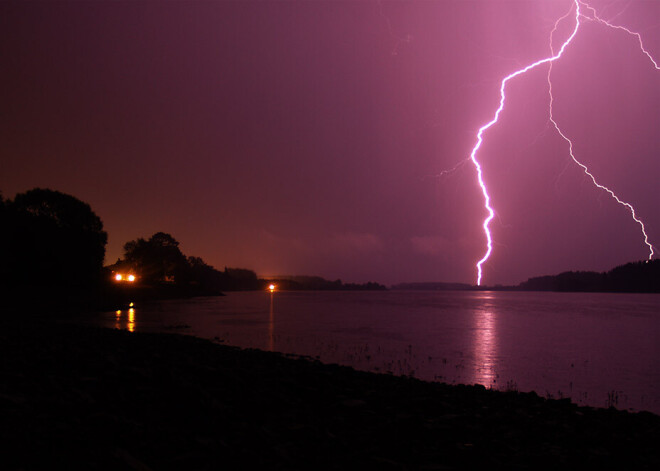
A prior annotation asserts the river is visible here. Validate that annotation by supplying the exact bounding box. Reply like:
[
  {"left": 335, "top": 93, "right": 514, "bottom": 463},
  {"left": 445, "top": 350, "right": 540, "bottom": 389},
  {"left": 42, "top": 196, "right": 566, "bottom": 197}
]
[{"left": 83, "top": 290, "right": 660, "bottom": 414}]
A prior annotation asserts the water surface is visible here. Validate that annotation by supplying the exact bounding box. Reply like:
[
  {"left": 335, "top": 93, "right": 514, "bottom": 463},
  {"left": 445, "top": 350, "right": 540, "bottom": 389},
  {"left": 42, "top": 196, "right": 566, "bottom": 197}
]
[{"left": 87, "top": 290, "right": 660, "bottom": 414}]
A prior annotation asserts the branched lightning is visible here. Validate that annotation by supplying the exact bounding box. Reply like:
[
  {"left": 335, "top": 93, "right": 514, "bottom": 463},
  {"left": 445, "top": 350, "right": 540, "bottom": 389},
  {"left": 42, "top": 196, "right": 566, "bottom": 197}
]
[
  {"left": 581, "top": 2, "right": 660, "bottom": 70},
  {"left": 548, "top": 1, "right": 656, "bottom": 265},
  {"left": 468, "top": 0, "right": 657, "bottom": 285}
]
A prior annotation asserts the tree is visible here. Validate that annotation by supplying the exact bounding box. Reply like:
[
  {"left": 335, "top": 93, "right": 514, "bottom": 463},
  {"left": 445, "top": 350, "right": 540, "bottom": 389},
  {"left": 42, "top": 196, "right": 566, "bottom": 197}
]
[
  {"left": 1, "top": 188, "right": 107, "bottom": 287},
  {"left": 123, "top": 232, "right": 188, "bottom": 284},
  {"left": 186, "top": 256, "right": 224, "bottom": 291},
  {"left": 120, "top": 232, "right": 263, "bottom": 292},
  {"left": 222, "top": 267, "right": 259, "bottom": 290}
]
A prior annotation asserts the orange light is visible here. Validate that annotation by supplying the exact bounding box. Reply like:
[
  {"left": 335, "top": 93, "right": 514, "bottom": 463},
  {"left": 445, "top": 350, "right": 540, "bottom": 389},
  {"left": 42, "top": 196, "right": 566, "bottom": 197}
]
[
  {"left": 128, "top": 308, "right": 135, "bottom": 333},
  {"left": 115, "top": 273, "right": 136, "bottom": 283},
  {"left": 268, "top": 284, "right": 276, "bottom": 293}
]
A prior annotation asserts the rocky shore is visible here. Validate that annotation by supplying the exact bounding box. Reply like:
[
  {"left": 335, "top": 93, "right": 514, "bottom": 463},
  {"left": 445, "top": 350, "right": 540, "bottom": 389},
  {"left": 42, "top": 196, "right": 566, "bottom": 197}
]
[{"left": 1, "top": 318, "right": 659, "bottom": 470}]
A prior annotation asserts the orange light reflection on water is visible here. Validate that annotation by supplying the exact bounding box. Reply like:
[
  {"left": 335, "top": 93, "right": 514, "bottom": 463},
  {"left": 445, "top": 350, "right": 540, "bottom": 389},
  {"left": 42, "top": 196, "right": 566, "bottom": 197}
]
[
  {"left": 114, "top": 305, "right": 137, "bottom": 332},
  {"left": 128, "top": 308, "right": 135, "bottom": 332},
  {"left": 268, "top": 292, "right": 274, "bottom": 352}
]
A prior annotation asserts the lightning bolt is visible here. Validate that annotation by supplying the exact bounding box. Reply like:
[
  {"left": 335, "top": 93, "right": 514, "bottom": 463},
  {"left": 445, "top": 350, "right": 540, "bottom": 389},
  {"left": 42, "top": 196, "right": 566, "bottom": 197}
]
[
  {"left": 469, "top": 0, "right": 657, "bottom": 285},
  {"left": 581, "top": 2, "right": 659, "bottom": 71},
  {"left": 548, "top": 2, "right": 656, "bottom": 267},
  {"left": 469, "top": 1, "right": 581, "bottom": 286}
]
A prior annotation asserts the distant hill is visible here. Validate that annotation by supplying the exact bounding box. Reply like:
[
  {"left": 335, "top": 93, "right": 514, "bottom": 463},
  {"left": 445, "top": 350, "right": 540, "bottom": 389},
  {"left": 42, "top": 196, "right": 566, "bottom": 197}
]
[{"left": 517, "top": 260, "right": 660, "bottom": 293}]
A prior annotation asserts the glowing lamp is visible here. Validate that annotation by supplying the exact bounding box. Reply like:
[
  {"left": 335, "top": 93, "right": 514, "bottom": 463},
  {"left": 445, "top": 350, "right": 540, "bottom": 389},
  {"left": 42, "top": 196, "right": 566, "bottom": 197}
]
[
  {"left": 115, "top": 273, "right": 136, "bottom": 283},
  {"left": 268, "top": 284, "right": 276, "bottom": 293}
]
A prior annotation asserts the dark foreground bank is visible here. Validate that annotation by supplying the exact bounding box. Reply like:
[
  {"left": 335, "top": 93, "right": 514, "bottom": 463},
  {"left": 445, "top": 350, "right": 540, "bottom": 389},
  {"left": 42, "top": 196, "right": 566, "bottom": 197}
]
[{"left": 1, "top": 319, "right": 659, "bottom": 470}]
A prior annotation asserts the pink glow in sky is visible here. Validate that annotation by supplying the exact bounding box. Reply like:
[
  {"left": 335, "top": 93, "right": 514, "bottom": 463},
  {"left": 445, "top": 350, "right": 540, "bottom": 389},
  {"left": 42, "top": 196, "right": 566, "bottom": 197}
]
[{"left": 1, "top": 1, "right": 658, "bottom": 285}]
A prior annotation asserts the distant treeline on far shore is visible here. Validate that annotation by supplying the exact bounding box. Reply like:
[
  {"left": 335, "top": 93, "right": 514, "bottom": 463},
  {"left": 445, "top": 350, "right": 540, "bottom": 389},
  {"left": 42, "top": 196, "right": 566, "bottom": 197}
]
[
  {"left": 2, "top": 187, "right": 655, "bottom": 310},
  {"left": 392, "top": 260, "right": 660, "bottom": 293},
  {"left": 266, "top": 275, "right": 386, "bottom": 291},
  {"left": 0, "top": 188, "right": 386, "bottom": 312},
  {"left": 514, "top": 259, "right": 660, "bottom": 293}
]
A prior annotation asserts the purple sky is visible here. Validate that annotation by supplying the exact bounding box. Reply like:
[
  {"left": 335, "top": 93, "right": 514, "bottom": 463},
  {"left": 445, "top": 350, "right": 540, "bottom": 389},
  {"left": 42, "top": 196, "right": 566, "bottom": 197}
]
[{"left": 2, "top": 1, "right": 658, "bottom": 286}]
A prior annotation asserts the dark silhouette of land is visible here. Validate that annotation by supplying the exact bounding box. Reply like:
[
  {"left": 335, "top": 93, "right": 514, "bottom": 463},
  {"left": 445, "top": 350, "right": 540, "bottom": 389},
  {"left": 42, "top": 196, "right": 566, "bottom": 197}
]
[
  {"left": 0, "top": 188, "right": 107, "bottom": 289},
  {"left": 265, "top": 275, "right": 386, "bottom": 291},
  {"left": 474, "top": 260, "right": 660, "bottom": 293},
  {"left": 393, "top": 261, "right": 660, "bottom": 293},
  {"left": 2, "top": 188, "right": 660, "bottom": 468},
  {"left": 0, "top": 189, "right": 270, "bottom": 311},
  {"left": 6, "top": 187, "right": 656, "bottom": 307},
  {"left": 0, "top": 187, "right": 390, "bottom": 317},
  {"left": 106, "top": 231, "right": 264, "bottom": 305},
  {"left": 2, "top": 317, "right": 659, "bottom": 470},
  {"left": 1, "top": 188, "right": 386, "bottom": 313},
  {"left": 516, "top": 260, "right": 660, "bottom": 293}
]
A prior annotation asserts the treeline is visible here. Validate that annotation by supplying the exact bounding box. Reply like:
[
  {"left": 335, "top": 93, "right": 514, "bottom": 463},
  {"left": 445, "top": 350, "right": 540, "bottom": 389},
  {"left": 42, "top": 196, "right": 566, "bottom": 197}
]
[
  {"left": 115, "top": 236, "right": 388, "bottom": 293},
  {"left": 112, "top": 231, "right": 261, "bottom": 294},
  {"left": 1, "top": 187, "right": 387, "bottom": 312},
  {"left": 518, "top": 260, "right": 660, "bottom": 293},
  {"left": 266, "top": 275, "right": 386, "bottom": 291}
]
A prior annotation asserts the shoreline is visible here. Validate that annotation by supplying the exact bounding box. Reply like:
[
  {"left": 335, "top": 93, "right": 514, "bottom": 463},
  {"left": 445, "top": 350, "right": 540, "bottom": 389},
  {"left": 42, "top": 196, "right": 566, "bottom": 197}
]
[{"left": 1, "top": 318, "right": 659, "bottom": 469}]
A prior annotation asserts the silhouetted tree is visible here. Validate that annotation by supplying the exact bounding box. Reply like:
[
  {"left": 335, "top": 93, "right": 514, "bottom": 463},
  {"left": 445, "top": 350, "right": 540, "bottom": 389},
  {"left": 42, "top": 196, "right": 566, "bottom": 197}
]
[
  {"left": 1, "top": 188, "right": 107, "bottom": 287},
  {"left": 604, "top": 260, "right": 660, "bottom": 292},
  {"left": 0, "top": 192, "right": 8, "bottom": 280},
  {"left": 186, "top": 256, "right": 225, "bottom": 291},
  {"left": 123, "top": 232, "right": 188, "bottom": 285},
  {"left": 222, "top": 267, "right": 259, "bottom": 290},
  {"left": 518, "top": 260, "right": 660, "bottom": 293},
  {"left": 119, "top": 232, "right": 273, "bottom": 292}
]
